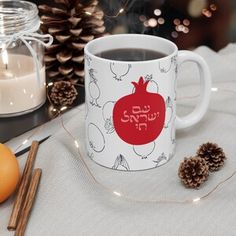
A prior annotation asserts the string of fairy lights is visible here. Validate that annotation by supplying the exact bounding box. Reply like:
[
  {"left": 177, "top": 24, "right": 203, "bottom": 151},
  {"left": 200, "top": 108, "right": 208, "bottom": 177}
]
[
  {"left": 101, "top": 0, "right": 218, "bottom": 39},
  {"left": 103, "top": 1, "right": 127, "bottom": 18},
  {"left": 12, "top": 0, "right": 236, "bottom": 204},
  {"left": 13, "top": 85, "right": 236, "bottom": 204}
]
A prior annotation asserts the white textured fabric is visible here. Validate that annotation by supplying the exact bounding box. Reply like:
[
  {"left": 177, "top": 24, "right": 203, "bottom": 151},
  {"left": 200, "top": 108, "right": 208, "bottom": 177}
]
[{"left": 1, "top": 44, "right": 236, "bottom": 236}]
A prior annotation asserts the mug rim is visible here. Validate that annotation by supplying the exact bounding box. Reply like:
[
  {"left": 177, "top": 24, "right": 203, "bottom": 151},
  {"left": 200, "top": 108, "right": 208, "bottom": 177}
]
[{"left": 84, "top": 34, "right": 178, "bottom": 64}]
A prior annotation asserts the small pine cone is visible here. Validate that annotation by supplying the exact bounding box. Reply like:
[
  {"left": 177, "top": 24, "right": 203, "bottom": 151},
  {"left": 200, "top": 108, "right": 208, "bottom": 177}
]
[
  {"left": 197, "top": 142, "right": 226, "bottom": 172},
  {"left": 178, "top": 156, "right": 209, "bottom": 188},
  {"left": 50, "top": 81, "right": 78, "bottom": 107}
]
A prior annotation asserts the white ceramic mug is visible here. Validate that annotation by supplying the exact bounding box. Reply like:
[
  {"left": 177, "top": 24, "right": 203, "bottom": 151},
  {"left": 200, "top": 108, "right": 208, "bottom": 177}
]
[{"left": 84, "top": 34, "right": 211, "bottom": 171}]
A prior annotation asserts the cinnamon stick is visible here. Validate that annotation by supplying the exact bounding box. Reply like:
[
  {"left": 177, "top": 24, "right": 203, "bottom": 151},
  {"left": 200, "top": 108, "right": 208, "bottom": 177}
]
[
  {"left": 15, "top": 169, "right": 42, "bottom": 236},
  {"left": 8, "top": 141, "right": 39, "bottom": 231}
]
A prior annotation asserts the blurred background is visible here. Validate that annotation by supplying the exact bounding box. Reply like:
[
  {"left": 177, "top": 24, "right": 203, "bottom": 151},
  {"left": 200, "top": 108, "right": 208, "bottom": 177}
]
[
  {"left": 33, "top": 0, "right": 236, "bottom": 51},
  {"left": 99, "top": 0, "right": 235, "bottom": 51}
]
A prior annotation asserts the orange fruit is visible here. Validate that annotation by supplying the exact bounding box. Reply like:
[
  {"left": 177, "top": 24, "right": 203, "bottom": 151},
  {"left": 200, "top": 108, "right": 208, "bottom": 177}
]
[{"left": 0, "top": 143, "right": 20, "bottom": 203}]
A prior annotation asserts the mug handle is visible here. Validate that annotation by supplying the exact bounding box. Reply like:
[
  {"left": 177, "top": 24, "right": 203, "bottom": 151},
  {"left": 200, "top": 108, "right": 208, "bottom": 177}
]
[{"left": 176, "top": 50, "right": 212, "bottom": 129}]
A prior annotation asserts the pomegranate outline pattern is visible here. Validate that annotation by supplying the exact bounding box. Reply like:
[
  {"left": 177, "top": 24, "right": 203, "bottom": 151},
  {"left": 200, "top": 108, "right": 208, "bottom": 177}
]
[
  {"left": 172, "top": 55, "right": 178, "bottom": 101},
  {"left": 169, "top": 152, "right": 174, "bottom": 160},
  {"left": 85, "top": 54, "right": 92, "bottom": 67},
  {"left": 159, "top": 55, "right": 177, "bottom": 73},
  {"left": 88, "top": 68, "right": 101, "bottom": 107},
  {"left": 174, "top": 65, "right": 178, "bottom": 101},
  {"left": 172, "top": 55, "right": 178, "bottom": 66},
  {"left": 85, "top": 97, "right": 89, "bottom": 120},
  {"left": 88, "top": 123, "right": 105, "bottom": 153},
  {"left": 133, "top": 141, "right": 156, "bottom": 159},
  {"left": 165, "top": 96, "right": 173, "bottom": 128},
  {"left": 87, "top": 151, "right": 94, "bottom": 159},
  {"left": 131, "top": 74, "right": 159, "bottom": 95},
  {"left": 102, "top": 101, "right": 115, "bottom": 134},
  {"left": 159, "top": 60, "right": 171, "bottom": 73},
  {"left": 144, "top": 74, "right": 159, "bottom": 93},
  {"left": 110, "top": 62, "right": 132, "bottom": 81},
  {"left": 112, "top": 154, "right": 130, "bottom": 171},
  {"left": 171, "top": 117, "right": 176, "bottom": 144},
  {"left": 153, "top": 152, "right": 167, "bottom": 167}
]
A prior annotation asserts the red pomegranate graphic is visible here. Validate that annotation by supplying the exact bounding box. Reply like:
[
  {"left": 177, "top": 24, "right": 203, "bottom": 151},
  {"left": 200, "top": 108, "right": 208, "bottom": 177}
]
[{"left": 113, "top": 77, "right": 166, "bottom": 145}]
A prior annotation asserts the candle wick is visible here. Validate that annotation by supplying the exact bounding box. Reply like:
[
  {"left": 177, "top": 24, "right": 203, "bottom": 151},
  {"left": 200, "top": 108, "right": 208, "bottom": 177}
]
[{"left": 5, "top": 63, "right": 8, "bottom": 70}]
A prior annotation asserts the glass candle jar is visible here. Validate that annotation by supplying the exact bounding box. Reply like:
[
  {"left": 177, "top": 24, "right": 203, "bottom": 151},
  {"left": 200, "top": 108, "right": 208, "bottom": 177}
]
[{"left": 0, "top": 0, "right": 52, "bottom": 117}]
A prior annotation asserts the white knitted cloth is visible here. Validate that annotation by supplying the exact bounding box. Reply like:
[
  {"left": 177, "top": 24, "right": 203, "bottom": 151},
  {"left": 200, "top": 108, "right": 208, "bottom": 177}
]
[{"left": 1, "top": 44, "right": 236, "bottom": 236}]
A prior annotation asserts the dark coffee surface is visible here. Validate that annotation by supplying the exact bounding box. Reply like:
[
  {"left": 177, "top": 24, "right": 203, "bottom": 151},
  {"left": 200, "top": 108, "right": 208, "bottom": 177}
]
[{"left": 96, "top": 48, "right": 167, "bottom": 61}]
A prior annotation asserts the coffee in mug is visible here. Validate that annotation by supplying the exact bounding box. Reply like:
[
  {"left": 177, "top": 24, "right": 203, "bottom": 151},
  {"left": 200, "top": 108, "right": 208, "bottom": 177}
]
[{"left": 95, "top": 48, "right": 167, "bottom": 61}]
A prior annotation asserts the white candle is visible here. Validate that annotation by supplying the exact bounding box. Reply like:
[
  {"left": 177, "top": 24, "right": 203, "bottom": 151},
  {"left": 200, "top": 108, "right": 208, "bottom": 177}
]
[{"left": 0, "top": 54, "right": 46, "bottom": 116}]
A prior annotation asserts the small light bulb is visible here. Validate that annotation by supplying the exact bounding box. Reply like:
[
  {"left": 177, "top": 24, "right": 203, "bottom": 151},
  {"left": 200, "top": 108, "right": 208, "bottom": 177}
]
[
  {"left": 139, "top": 15, "right": 146, "bottom": 22},
  {"left": 119, "top": 8, "right": 124, "bottom": 14},
  {"left": 154, "top": 9, "right": 161, "bottom": 16},
  {"left": 157, "top": 17, "right": 165, "bottom": 25},
  {"left": 47, "top": 82, "right": 53, "bottom": 87},
  {"left": 22, "top": 139, "right": 28, "bottom": 145},
  {"left": 210, "top": 4, "right": 217, "bottom": 11},
  {"left": 85, "top": 11, "right": 92, "bottom": 16},
  {"left": 192, "top": 197, "right": 200, "bottom": 203},
  {"left": 74, "top": 140, "right": 79, "bottom": 148},
  {"left": 113, "top": 191, "right": 122, "bottom": 197},
  {"left": 173, "top": 18, "right": 181, "bottom": 25},
  {"left": 2, "top": 48, "right": 8, "bottom": 66},
  {"left": 60, "top": 106, "right": 67, "bottom": 111},
  {"left": 148, "top": 18, "right": 158, "bottom": 27},
  {"left": 211, "top": 87, "right": 218, "bottom": 92}
]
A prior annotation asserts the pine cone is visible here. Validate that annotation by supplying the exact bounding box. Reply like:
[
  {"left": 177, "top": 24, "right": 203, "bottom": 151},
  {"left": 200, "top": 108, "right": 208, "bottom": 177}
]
[
  {"left": 197, "top": 142, "right": 226, "bottom": 172},
  {"left": 50, "top": 81, "right": 78, "bottom": 106},
  {"left": 39, "top": 0, "right": 106, "bottom": 84},
  {"left": 178, "top": 156, "right": 209, "bottom": 188}
]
